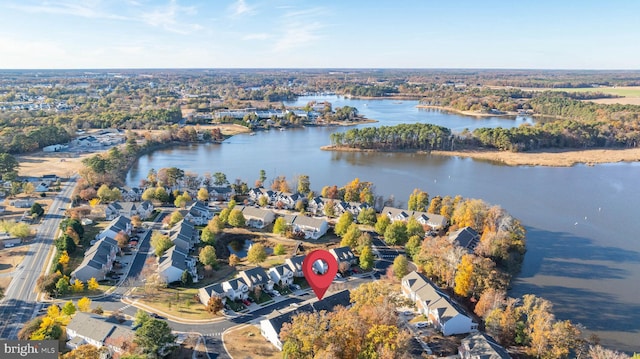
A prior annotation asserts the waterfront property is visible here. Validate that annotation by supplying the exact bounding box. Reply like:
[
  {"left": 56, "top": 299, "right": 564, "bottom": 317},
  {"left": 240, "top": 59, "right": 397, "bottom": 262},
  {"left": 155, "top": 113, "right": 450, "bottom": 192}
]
[
  {"left": 402, "top": 271, "right": 478, "bottom": 336},
  {"left": 448, "top": 226, "right": 480, "bottom": 253},
  {"left": 381, "top": 206, "right": 448, "bottom": 230},
  {"left": 458, "top": 332, "right": 511, "bottom": 359},
  {"left": 282, "top": 214, "right": 329, "bottom": 240},
  {"left": 235, "top": 205, "right": 276, "bottom": 228}
]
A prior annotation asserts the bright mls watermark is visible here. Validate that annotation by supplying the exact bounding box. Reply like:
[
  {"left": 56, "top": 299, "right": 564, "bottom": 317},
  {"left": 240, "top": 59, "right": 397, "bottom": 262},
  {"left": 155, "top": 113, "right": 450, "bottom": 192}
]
[{"left": 1, "top": 341, "right": 57, "bottom": 359}]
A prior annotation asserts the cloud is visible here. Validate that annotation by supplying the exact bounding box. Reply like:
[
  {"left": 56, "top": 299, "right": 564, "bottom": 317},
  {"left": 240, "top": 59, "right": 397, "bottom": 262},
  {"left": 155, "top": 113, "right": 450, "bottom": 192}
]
[
  {"left": 141, "top": 0, "right": 203, "bottom": 35},
  {"left": 229, "top": 0, "right": 255, "bottom": 18},
  {"left": 4, "top": 0, "right": 130, "bottom": 20},
  {"left": 274, "top": 7, "right": 326, "bottom": 51}
]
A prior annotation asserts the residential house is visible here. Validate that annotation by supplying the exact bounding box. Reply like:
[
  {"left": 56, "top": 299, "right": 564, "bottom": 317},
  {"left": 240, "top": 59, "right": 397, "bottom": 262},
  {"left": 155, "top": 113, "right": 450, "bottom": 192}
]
[
  {"left": 268, "top": 264, "right": 294, "bottom": 287},
  {"left": 157, "top": 245, "right": 197, "bottom": 284},
  {"left": 402, "top": 271, "right": 478, "bottom": 336},
  {"left": 330, "top": 246, "right": 358, "bottom": 271},
  {"left": 119, "top": 186, "right": 142, "bottom": 202},
  {"left": 184, "top": 201, "right": 212, "bottom": 225},
  {"left": 198, "top": 283, "right": 227, "bottom": 306},
  {"left": 222, "top": 278, "right": 249, "bottom": 301},
  {"left": 260, "top": 290, "right": 351, "bottom": 350},
  {"left": 73, "top": 135, "right": 100, "bottom": 147},
  {"left": 66, "top": 312, "right": 134, "bottom": 353},
  {"left": 448, "top": 227, "right": 480, "bottom": 253},
  {"left": 283, "top": 214, "right": 329, "bottom": 240},
  {"left": 459, "top": 332, "right": 512, "bottom": 359},
  {"left": 95, "top": 216, "right": 132, "bottom": 241},
  {"left": 239, "top": 267, "right": 274, "bottom": 292},
  {"left": 307, "top": 196, "right": 325, "bottom": 215},
  {"left": 71, "top": 237, "right": 118, "bottom": 282},
  {"left": 35, "top": 182, "right": 49, "bottom": 192},
  {"left": 208, "top": 186, "right": 234, "bottom": 201},
  {"left": 285, "top": 255, "right": 306, "bottom": 277},
  {"left": 167, "top": 220, "right": 198, "bottom": 252},
  {"left": 9, "top": 198, "right": 35, "bottom": 208},
  {"left": 105, "top": 201, "right": 154, "bottom": 221},
  {"left": 274, "top": 192, "right": 304, "bottom": 210},
  {"left": 248, "top": 187, "right": 276, "bottom": 203},
  {"left": 381, "top": 206, "right": 449, "bottom": 230},
  {"left": 235, "top": 205, "right": 275, "bottom": 228}
]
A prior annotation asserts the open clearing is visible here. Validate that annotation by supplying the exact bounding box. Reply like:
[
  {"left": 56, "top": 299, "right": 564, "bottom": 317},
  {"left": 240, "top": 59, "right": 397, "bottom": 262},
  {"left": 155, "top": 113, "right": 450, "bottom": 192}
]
[
  {"left": 224, "top": 325, "right": 281, "bottom": 359},
  {"left": 500, "top": 86, "right": 640, "bottom": 105}
]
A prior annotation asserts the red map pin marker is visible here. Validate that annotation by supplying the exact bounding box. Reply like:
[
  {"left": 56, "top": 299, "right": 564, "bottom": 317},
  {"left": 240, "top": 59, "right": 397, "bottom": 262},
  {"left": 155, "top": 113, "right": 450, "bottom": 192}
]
[{"left": 302, "top": 249, "right": 338, "bottom": 300}]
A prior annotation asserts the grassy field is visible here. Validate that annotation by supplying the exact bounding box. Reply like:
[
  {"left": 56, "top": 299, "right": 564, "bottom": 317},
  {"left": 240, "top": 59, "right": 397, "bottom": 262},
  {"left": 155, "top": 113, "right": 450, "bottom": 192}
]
[{"left": 518, "top": 86, "right": 640, "bottom": 97}]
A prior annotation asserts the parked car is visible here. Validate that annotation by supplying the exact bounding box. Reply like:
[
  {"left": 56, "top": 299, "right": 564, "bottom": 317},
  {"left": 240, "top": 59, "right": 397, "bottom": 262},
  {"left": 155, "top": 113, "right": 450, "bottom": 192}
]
[
  {"left": 149, "top": 313, "right": 165, "bottom": 320},
  {"left": 289, "top": 284, "right": 301, "bottom": 291},
  {"left": 415, "top": 322, "right": 429, "bottom": 328},
  {"left": 241, "top": 299, "right": 251, "bottom": 306}
]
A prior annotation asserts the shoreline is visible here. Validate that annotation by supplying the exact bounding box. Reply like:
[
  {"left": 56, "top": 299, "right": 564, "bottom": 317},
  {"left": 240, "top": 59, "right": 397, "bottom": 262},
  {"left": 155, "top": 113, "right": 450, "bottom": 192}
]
[
  {"left": 321, "top": 145, "right": 640, "bottom": 167},
  {"left": 416, "top": 104, "right": 521, "bottom": 118}
]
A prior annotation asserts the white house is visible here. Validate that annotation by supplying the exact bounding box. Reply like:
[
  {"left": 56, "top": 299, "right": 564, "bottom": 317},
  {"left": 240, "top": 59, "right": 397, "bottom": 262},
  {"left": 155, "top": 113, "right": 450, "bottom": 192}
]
[
  {"left": 105, "top": 201, "right": 154, "bottom": 220},
  {"left": 283, "top": 214, "right": 329, "bottom": 240},
  {"left": 285, "top": 255, "right": 306, "bottom": 277},
  {"left": 239, "top": 267, "right": 274, "bottom": 291},
  {"left": 402, "top": 271, "right": 478, "bottom": 336},
  {"left": 235, "top": 205, "right": 276, "bottom": 228},
  {"left": 157, "top": 245, "right": 197, "bottom": 284},
  {"left": 95, "top": 216, "right": 132, "bottom": 241},
  {"left": 330, "top": 246, "right": 358, "bottom": 271},
  {"left": 381, "top": 206, "right": 449, "bottom": 230},
  {"left": 260, "top": 290, "right": 351, "bottom": 350},
  {"left": 183, "top": 201, "right": 212, "bottom": 225},
  {"left": 198, "top": 283, "right": 226, "bottom": 306},
  {"left": 208, "top": 186, "right": 234, "bottom": 201},
  {"left": 66, "top": 312, "right": 134, "bottom": 353},
  {"left": 268, "top": 264, "right": 294, "bottom": 287},
  {"left": 222, "top": 278, "right": 249, "bottom": 301}
]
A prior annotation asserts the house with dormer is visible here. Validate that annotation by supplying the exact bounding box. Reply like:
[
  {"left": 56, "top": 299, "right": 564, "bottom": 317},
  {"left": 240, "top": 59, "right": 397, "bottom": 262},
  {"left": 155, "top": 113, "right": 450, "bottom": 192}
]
[
  {"left": 285, "top": 255, "right": 305, "bottom": 277},
  {"left": 184, "top": 201, "right": 212, "bottom": 225},
  {"left": 239, "top": 267, "right": 274, "bottom": 292},
  {"left": 71, "top": 237, "right": 118, "bottom": 282},
  {"left": 157, "top": 245, "right": 197, "bottom": 284},
  {"left": 459, "top": 332, "right": 511, "bottom": 359},
  {"left": 222, "top": 278, "right": 249, "bottom": 301},
  {"left": 269, "top": 264, "right": 294, "bottom": 287},
  {"left": 448, "top": 227, "right": 480, "bottom": 253},
  {"left": 95, "top": 216, "right": 132, "bottom": 241},
  {"left": 208, "top": 186, "right": 235, "bottom": 201},
  {"left": 402, "top": 271, "right": 478, "bottom": 336},
  {"left": 330, "top": 246, "right": 358, "bottom": 270},
  {"left": 105, "top": 201, "right": 154, "bottom": 220},
  {"left": 198, "top": 283, "right": 227, "bottom": 306},
  {"left": 382, "top": 206, "right": 448, "bottom": 230}
]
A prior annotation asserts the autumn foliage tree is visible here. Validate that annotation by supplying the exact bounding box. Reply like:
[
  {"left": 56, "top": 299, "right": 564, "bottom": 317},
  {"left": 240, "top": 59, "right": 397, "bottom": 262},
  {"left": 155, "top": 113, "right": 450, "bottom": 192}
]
[{"left": 206, "top": 296, "right": 224, "bottom": 315}]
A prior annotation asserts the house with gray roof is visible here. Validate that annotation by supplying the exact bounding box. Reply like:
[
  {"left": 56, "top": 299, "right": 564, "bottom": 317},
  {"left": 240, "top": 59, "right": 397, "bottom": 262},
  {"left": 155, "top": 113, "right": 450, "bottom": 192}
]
[
  {"left": 208, "top": 186, "right": 234, "bottom": 201},
  {"left": 105, "top": 201, "right": 153, "bottom": 220},
  {"left": 235, "top": 205, "right": 276, "bottom": 228},
  {"left": 239, "top": 266, "right": 273, "bottom": 291},
  {"left": 198, "top": 283, "right": 227, "bottom": 306},
  {"left": 402, "top": 271, "right": 478, "bottom": 336},
  {"left": 381, "top": 206, "right": 449, "bottom": 230},
  {"left": 283, "top": 214, "right": 328, "bottom": 240},
  {"left": 95, "top": 215, "right": 132, "bottom": 241},
  {"left": 184, "top": 201, "right": 212, "bottom": 225},
  {"left": 330, "top": 246, "right": 358, "bottom": 271},
  {"left": 71, "top": 237, "right": 118, "bottom": 282},
  {"left": 222, "top": 278, "right": 249, "bottom": 300},
  {"left": 260, "top": 290, "right": 351, "bottom": 350},
  {"left": 158, "top": 245, "right": 197, "bottom": 284},
  {"left": 285, "top": 255, "right": 306, "bottom": 277},
  {"left": 269, "top": 264, "right": 294, "bottom": 287},
  {"left": 459, "top": 332, "right": 511, "bottom": 359},
  {"left": 449, "top": 226, "right": 480, "bottom": 253},
  {"left": 66, "top": 312, "right": 134, "bottom": 353}
]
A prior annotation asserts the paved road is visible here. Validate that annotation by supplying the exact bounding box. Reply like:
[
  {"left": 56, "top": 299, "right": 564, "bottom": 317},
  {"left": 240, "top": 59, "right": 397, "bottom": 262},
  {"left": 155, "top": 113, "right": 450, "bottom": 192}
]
[{"left": 0, "top": 176, "right": 77, "bottom": 339}]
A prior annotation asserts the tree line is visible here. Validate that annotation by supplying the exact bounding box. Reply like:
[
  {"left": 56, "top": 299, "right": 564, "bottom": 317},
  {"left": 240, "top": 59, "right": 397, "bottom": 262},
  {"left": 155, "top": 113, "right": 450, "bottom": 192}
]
[{"left": 330, "top": 123, "right": 453, "bottom": 151}]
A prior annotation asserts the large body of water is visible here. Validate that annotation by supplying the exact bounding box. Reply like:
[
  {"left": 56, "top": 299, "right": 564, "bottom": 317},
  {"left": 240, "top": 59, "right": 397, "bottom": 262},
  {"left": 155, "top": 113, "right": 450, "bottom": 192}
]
[{"left": 127, "top": 96, "right": 640, "bottom": 351}]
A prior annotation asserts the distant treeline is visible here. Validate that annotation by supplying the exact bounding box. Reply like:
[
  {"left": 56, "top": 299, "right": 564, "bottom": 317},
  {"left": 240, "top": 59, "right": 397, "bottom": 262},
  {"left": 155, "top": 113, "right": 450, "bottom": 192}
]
[
  {"left": 331, "top": 118, "right": 640, "bottom": 153},
  {"left": 0, "top": 125, "right": 72, "bottom": 153}
]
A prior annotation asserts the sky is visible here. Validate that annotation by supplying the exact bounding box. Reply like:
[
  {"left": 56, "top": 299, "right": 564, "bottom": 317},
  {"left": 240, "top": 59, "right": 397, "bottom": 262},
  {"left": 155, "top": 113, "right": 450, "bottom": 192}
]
[{"left": 0, "top": 0, "right": 638, "bottom": 69}]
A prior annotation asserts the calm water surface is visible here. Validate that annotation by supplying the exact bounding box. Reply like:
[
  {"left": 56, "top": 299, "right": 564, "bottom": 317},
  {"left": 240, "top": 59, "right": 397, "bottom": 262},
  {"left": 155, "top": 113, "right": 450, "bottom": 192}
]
[{"left": 128, "top": 96, "right": 640, "bottom": 351}]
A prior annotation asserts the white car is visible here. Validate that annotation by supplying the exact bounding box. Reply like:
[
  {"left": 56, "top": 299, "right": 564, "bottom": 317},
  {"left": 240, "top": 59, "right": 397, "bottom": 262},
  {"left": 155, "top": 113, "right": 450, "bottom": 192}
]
[{"left": 415, "top": 322, "right": 429, "bottom": 328}]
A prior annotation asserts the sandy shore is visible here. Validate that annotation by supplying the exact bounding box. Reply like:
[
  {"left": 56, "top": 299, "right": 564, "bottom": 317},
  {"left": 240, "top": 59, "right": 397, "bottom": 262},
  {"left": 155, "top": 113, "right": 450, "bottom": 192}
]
[
  {"left": 322, "top": 146, "right": 640, "bottom": 167},
  {"left": 416, "top": 105, "right": 519, "bottom": 118}
]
